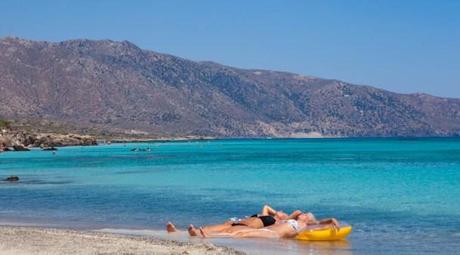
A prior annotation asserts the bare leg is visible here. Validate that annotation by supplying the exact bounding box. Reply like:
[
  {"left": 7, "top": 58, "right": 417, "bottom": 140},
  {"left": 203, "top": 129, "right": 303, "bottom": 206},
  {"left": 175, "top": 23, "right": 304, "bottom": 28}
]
[
  {"left": 234, "top": 229, "right": 280, "bottom": 239},
  {"left": 168, "top": 221, "right": 236, "bottom": 236},
  {"left": 166, "top": 222, "right": 177, "bottom": 233},
  {"left": 200, "top": 226, "right": 278, "bottom": 239},
  {"left": 200, "top": 227, "right": 236, "bottom": 238},
  {"left": 208, "top": 225, "right": 252, "bottom": 236},
  {"left": 200, "top": 221, "right": 233, "bottom": 233}
]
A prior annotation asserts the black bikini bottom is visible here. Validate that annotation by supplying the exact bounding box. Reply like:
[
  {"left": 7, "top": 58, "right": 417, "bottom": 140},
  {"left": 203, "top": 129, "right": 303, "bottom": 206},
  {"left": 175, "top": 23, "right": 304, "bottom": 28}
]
[{"left": 250, "top": 214, "right": 276, "bottom": 227}]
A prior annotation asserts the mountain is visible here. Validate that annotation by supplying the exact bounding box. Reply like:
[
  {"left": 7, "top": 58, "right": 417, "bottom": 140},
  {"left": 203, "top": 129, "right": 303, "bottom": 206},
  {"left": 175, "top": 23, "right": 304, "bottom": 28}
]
[{"left": 1, "top": 37, "right": 459, "bottom": 137}]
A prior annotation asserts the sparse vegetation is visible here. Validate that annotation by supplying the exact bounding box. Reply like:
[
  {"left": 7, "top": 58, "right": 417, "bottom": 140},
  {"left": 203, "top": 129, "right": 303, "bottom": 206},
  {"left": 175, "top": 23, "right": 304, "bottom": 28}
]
[{"left": 0, "top": 119, "right": 11, "bottom": 129}]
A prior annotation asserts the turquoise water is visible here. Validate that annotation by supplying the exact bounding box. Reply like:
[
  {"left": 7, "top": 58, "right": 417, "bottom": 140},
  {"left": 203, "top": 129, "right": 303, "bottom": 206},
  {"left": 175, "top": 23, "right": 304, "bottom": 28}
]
[{"left": 1, "top": 138, "right": 459, "bottom": 254}]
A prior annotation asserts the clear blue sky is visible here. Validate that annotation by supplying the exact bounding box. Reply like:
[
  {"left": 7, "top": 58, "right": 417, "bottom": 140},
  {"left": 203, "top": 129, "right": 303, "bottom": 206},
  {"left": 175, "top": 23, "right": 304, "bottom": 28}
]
[{"left": 1, "top": 0, "right": 459, "bottom": 97}]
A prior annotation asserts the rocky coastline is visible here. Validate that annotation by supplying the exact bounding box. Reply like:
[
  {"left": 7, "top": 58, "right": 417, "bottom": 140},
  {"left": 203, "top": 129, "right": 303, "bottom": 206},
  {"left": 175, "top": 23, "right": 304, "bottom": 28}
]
[{"left": 0, "top": 127, "right": 97, "bottom": 152}]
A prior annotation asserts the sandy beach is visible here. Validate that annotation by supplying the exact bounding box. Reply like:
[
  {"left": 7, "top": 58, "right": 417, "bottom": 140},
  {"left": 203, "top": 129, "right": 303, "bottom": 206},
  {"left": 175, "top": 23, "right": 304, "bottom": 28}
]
[{"left": 0, "top": 225, "right": 243, "bottom": 255}]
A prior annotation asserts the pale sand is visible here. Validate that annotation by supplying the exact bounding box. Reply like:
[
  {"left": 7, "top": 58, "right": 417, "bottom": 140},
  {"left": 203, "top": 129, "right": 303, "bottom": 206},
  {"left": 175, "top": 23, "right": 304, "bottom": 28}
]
[{"left": 0, "top": 226, "right": 243, "bottom": 255}]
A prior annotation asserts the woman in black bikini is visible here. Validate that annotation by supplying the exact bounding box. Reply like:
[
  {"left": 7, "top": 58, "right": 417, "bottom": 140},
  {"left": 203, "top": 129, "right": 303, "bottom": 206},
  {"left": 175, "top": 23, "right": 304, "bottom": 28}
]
[
  {"left": 166, "top": 204, "right": 302, "bottom": 236},
  {"left": 230, "top": 214, "right": 276, "bottom": 227}
]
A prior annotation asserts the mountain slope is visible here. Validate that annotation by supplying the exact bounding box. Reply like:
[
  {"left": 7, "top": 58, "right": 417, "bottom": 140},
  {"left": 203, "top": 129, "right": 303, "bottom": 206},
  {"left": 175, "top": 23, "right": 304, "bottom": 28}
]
[{"left": 1, "top": 37, "right": 459, "bottom": 137}]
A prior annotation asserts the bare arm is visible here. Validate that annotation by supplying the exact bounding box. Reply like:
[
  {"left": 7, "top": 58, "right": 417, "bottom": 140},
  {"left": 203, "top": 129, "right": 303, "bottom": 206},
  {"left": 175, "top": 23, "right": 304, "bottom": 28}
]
[
  {"left": 287, "top": 210, "right": 302, "bottom": 220},
  {"left": 261, "top": 204, "right": 277, "bottom": 216},
  {"left": 318, "top": 218, "right": 340, "bottom": 229}
]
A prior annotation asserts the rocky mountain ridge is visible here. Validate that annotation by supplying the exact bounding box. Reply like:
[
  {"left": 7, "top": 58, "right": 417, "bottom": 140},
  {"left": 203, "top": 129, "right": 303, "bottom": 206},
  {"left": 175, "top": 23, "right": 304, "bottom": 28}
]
[{"left": 1, "top": 37, "right": 460, "bottom": 137}]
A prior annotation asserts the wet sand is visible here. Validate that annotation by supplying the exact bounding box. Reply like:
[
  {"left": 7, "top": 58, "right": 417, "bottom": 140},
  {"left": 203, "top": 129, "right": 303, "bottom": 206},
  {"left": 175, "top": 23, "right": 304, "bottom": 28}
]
[{"left": 0, "top": 225, "right": 243, "bottom": 255}]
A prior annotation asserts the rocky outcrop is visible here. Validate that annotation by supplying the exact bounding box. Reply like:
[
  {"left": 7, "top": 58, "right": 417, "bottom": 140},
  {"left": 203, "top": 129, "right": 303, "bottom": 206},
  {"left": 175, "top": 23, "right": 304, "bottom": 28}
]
[
  {"left": 4, "top": 176, "right": 19, "bottom": 182},
  {"left": 33, "top": 133, "right": 97, "bottom": 147},
  {"left": 0, "top": 128, "right": 97, "bottom": 152},
  {"left": 0, "top": 136, "right": 9, "bottom": 151},
  {"left": 12, "top": 145, "right": 29, "bottom": 151}
]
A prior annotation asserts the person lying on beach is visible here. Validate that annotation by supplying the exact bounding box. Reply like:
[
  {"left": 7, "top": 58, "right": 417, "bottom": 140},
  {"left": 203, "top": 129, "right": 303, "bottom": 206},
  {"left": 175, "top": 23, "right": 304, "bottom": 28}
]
[
  {"left": 166, "top": 204, "right": 302, "bottom": 236},
  {"left": 199, "top": 213, "right": 340, "bottom": 239}
]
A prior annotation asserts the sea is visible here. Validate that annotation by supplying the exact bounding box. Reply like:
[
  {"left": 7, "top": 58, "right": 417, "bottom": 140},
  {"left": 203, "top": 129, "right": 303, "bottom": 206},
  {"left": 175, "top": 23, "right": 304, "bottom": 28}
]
[{"left": 1, "top": 138, "right": 459, "bottom": 254}]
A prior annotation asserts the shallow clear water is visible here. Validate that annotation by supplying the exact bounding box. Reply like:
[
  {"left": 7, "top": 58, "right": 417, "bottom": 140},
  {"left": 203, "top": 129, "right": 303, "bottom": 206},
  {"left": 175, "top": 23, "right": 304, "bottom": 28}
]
[{"left": 1, "top": 138, "right": 459, "bottom": 254}]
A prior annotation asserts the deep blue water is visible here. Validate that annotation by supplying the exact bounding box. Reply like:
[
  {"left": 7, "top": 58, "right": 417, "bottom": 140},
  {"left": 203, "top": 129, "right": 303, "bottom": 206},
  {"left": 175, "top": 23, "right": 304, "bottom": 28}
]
[{"left": 1, "top": 138, "right": 459, "bottom": 254}]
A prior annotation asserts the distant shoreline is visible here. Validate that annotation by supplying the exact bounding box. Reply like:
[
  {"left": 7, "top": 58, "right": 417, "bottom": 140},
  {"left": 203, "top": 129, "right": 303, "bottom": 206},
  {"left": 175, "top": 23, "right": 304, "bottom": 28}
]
[
  {"left": 3, "top": 127, "right": 460, "bottom": 153},
  {"left": 103, "top": 135, "right": 460, "bottom": 143}
]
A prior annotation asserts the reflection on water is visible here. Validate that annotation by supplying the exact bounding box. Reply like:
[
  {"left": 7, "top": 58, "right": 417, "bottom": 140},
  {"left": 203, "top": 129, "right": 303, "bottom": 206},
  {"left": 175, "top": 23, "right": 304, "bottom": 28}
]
[
  {"left": 224, "top": 239, "right": 353, "bottom": 255},
  {"left": 97, "top": 228, "right": 353, "bottom": 255},
  {"left": 0, "top": 180, "right": 74, "bottom": 185}
]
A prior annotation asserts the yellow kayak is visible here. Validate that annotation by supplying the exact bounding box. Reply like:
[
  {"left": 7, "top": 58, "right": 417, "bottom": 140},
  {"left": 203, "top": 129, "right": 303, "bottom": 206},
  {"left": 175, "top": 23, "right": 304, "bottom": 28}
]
[{"left": 295, "top": 224, "right": 352, "bottom": 241}]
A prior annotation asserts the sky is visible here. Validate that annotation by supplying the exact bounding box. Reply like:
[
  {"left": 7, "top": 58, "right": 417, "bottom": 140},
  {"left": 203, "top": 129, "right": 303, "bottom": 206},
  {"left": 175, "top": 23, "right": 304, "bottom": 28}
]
[{"left": 0, "top": 0, "right": 459, "bottom": 98}]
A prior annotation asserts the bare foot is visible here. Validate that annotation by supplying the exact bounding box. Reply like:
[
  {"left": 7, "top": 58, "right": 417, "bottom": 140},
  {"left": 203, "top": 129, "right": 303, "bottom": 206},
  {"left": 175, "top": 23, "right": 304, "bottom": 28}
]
[
  {"left": 166, "top": 222, "right": 177, "bottom": 233},
  {"left": 199, "top": 227, "right": 208, "bottom": 238},
  {"left": 188, "top": 224, "right": 198, "bottom": 236}
]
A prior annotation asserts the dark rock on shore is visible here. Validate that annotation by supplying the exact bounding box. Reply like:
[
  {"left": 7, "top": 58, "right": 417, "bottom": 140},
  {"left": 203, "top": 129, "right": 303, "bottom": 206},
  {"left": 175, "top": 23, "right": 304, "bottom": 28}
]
[
  {"left": 5, "top": 176, "right": 19, "bottom": 182},
  {"left": 12, "top": 145, "right": 30, "bottom": 151}
]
